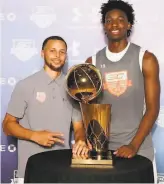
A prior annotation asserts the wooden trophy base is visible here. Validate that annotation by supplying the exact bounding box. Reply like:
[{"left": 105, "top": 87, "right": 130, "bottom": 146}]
[{"left": 71, "top": 150, "right": 113, "bottom": 168}]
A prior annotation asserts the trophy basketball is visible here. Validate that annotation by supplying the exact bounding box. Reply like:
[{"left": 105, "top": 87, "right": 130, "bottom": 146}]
[{"left": 65, "top": 63, "right": 113, "bottom": 167}]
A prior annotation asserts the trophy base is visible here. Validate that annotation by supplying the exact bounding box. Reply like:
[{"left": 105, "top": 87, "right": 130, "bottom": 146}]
[{"left": 71, "top": 150, "right": 113, "bottom": 168}]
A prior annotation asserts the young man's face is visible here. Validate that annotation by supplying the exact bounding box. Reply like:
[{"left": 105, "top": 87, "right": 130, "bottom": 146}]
[
  {"left": 42, "top": 39, "right": 67, "bottom": 71},
  {"left": 104, "top": 9, "right": 131, "bottom": 41}
]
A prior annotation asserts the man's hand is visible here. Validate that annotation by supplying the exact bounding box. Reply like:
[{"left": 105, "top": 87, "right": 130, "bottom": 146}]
[
  {"left": 31, "top": 130, "right": 64, "bottom": 147},
  {"left": 87, "top": 139, "right": 92, "bottom": 150},
  {"left": 113, "top": 144, "right": 138, "bottom": 158},
  {"left": 72, "top": 140, "right": 89, "bottom": 159}
]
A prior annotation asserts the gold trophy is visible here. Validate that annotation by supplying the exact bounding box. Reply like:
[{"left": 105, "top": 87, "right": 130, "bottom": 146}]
[{"left": 65, "top": 63, "right": 113, "bottom": 167}]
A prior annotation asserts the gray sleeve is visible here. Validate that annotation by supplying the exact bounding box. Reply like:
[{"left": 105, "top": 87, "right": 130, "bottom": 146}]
[
  {"left": 7, "top": 81, "right": 27, "bottom": 119},
  {"left": 71, "top": 101, "right": 82, "bottom": 123}
]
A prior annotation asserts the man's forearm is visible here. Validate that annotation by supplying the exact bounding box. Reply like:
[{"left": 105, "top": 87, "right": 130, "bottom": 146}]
[
  {"left": 3, "top": 121, "right": 34, "bottom": 141},
  {"left": 130, "top": 109, "right": 159, "bottom": 149},
  {"left": 74, "top": 131, "right": 86, "bottom": 143},
  {"left": 74, "top": 127, "right": 86, "bottom": 143}
]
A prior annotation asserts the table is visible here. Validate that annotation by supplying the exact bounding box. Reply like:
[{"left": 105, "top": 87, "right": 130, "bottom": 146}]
[{"left": 24, "top": 149, "right": 154, "bottom": 183}]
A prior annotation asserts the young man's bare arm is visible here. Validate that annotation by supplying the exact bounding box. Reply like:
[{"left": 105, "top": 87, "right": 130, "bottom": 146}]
[
  {"left": 130, "top": 51, "right": 160, "bottom": 149},
  {"left": 115, "top": 51, "right": 160, "bottom": 158}
]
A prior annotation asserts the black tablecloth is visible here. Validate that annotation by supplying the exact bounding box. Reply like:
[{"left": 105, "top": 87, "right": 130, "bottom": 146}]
[{"left": 24, "top": 149, "right": 154, "bottom": 183}]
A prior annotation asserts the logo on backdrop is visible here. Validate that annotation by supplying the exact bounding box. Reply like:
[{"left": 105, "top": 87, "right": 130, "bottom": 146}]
[
  {"left": 10, "top": 170, "right": 24, "bottom": 184},
  {"left": 30, "top": 6, "right": 56, "bottom": 28},
  {"left": 72, "top": 8, "right": 82, "bottom": 22},
  {"left": 0, "top": 77, "right": 17, "bottom": 86},
  {"left": 88, "top": 7, "right": 100, "bottom": 24},
  {"left": 0, "top": 12, "right": 16, "bottom": 21},
  {"left": 156, "top": 107, "right": 164, "bottom": 128},
  {"left": 157, "top": 174, "right": 164, "bottom": 184},
  {"left": 70, "top": 6, "right": 101, "bottom": 29},
  {"left": 11, "top": 39, "right": 37, "bottom": 61},
  {"left": 68, "top": 41, "right": 80, "bottom": 57},
  {"left": 8, "top": 144, "right": 17, "bottom": 152},
  {"left": 0, "top": 144, "right": 16, "bottom": 152},
  {"left": 72, "top": 7, "right": 100, "bottom": 23}
]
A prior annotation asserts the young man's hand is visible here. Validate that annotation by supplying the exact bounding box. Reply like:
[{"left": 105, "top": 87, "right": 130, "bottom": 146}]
[{"left": 113, "top": 144, "right": 138, "bottom": 158}]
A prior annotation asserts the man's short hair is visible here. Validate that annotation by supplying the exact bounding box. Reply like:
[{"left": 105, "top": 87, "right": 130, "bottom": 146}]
[
  {"left": 42, "top": 36, "right": 67, "bottom": 50},
  {"left": 100, "top": 0, "right": 135, "bottom": 37}
]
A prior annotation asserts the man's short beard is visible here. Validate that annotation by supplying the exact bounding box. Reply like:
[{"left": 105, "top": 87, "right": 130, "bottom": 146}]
[{"left": 45, "top": 59, "right": 64, "bottom": 72}]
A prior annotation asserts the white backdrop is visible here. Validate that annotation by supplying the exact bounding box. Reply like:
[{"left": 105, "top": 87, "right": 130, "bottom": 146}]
[{"left": 0, "top": 0, "right": 164, "bottom": 183}]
